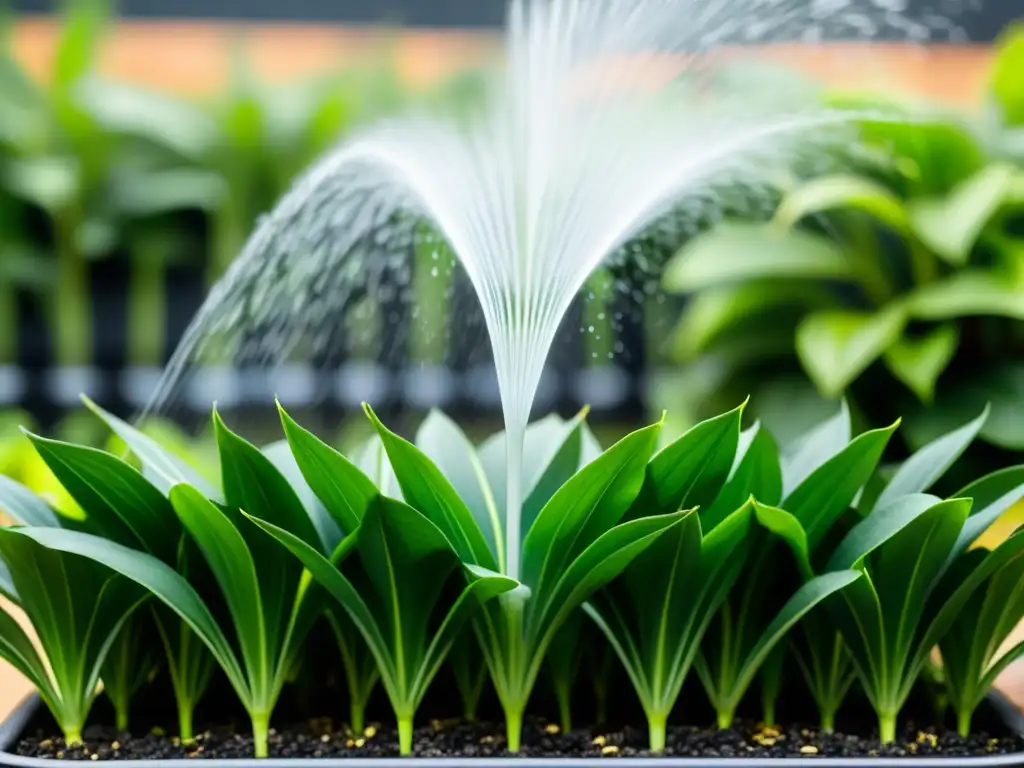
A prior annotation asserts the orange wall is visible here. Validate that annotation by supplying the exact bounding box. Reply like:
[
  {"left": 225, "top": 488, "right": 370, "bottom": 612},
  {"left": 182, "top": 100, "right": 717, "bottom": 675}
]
[{"left": 10, "top": 18, "right": 996, "bottom": 106}]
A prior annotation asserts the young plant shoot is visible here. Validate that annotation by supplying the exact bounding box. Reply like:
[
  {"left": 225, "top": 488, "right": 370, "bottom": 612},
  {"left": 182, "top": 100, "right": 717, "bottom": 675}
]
[
  {"left": 697, "top": 403, "right": 895, "bottom": 730},
  {"left": 365, "top": 404, "right": 685, "bottom": 752}
]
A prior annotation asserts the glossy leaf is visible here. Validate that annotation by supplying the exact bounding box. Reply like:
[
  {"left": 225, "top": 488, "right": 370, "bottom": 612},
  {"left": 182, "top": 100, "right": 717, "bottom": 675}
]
[
  {"left": 796, "top": 307, "right": 907, "bottom": 398},
  {"left": 780, "top": 402, "right": 851, "bottom": 498},
  {"left": 883, "top": 325, "right": 960, "bottom": 405},
  {"left": 663, "top": 222, "right": 854, "bottom": 292}
]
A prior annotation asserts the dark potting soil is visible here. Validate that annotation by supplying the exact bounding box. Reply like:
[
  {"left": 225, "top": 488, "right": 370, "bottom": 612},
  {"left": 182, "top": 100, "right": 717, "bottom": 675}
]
[{"left": 15, "top": 717, "right": 1024, "bottom": 760}]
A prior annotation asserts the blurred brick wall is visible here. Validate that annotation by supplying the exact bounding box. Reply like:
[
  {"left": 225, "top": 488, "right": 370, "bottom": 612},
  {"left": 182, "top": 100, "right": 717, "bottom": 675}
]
[{"left": 10, "top": 19, "right": 996, "bottom": 105}]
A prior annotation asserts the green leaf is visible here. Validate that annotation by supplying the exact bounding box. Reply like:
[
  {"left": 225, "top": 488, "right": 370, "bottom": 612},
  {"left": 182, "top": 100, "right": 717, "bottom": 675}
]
[
  {"left": 261, "top": 440, "right": 342, "bottom": 554},
  {"left": 883, "top": 325, "right": 960, "bottom": 405},
  {"left": 796, "top": 307, "right": 907, "bottom": 398},
  {"left": 24, "top": 432, "right": 180, "bottom": 563},
  {"left": 636, "top": 402, "right": 744, "bottom": 517},
  {"left": 168, "top": 485, "right": 265, "bottom": 699},
  {"left": 781, "top": 401, "right": 851, "bottom": 497},
  {"left": 0, "top": 526, "right": 150, "bottom": 742},
  {"left": 0, "top": 475, "right": 62, "bottom": 527},
  {"left": 752, "top": 502, "right": 813, "bottom": 580},
  {"left": 664, "top": 222, "right": 854, "bottom": 292},
  {"left": 10, "top": 523, "right": 246, "bottom": 700},
  {"left": 363, "top": 404, "right": 495, "bottom": 570},
  {"left": 828, "top": 493, "right": 949, "bottom": 570},
  {"left": 476, "top": 411, "right": 589, "bottom": 550},
  {"left": 81, "top": 395, "right": 218, "bottom": 500},
  {"left": 907, "top": 272, "right": 1024, "bottom": 321},
  {"left": 703, "top": 424, "right": 782, "bottom": 531},
  {"left": 774, "top": 174, "right": 913, "bottom": 236},
  {"left": 415, "top": 410, "right": 503, "bottom": 567},
  {"left": 909, "top": 164, "right": 1018, "bottom": 265},
  {"left": 277, "top": 403, "right": 375, "bottom": 538},
  {"left": 993, "top": 24, "right": 1024, "bottom": 126},
  {"left": 873, "top": 407, "right": 988, "bottom": 512},
  {"left": 522, "top": 422, "right": 660, "bottom": 599},
  {"left": 783, "top": 421, "right": 898, "bottom": 549},
  {"left": 952, "top": 466, "right": 1024, "bottom": 560},
  {"left": 54, "top": 0, "right": 109, "bottom": 88}
]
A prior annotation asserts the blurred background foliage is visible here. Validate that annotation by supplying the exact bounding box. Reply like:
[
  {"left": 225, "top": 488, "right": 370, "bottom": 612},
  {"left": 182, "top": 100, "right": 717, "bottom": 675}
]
[{"left": 659, "top": 22, "right": 1024, "bottom": 488}]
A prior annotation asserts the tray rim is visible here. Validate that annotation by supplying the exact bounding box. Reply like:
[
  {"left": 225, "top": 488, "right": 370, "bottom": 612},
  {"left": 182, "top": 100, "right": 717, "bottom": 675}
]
[{"left": 3, "top": 692, "right": 1024, "bottom": 767}]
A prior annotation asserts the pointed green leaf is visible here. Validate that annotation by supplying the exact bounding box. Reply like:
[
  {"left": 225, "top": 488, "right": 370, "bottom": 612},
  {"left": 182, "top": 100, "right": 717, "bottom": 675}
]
[
  {"left": 873, "top": 407, "right": 988, "bottom": 512},
  {"left": 796, "top": 307, "right": 907, "bottom": 399},
  {"left": 828, "top": 494, "right": 947, "bottom": 571},
  {"left": 953, "top": 466, "right": 1024, "bottom": 558},
  {"left": 416, "top": 410, "right": 504, "bottom": 567},
  {"left": 784, "top": 421, "right": 898, "bottom": 549},
  {"left": 261, "top": 439, "right": 343, "bottom": 553},
  {"left": 883, "top": 325, "right": 960, "bottom": 405},
  {"left": 774, "top": 174, "right": 913, "bottom": 235},
  {"left": 522, "top": 422, "right": 660, "bottom": 599},
  {"left": 781, "top": 402, "right": 851, "bottom": 498},
  {"left": 363, "top": 404, "right": 495, "bottom": 570},
  {"left": 703, "top": 424, "right": 782, "bottom": 531},
  {"left": 732, "top": 570, "right": 862, "bottom": 709},
  {"left": 637, "top": 403, "right": 744, "bottom": 517},
  {"left": 752, "top": 502, "right": 812, "bottom": 580},
  {"left": 81, "top": 396, "right": 218, "bottom": 499},
  {"left": 24, "top": 432, "right": 180, "bottom": 563},
  {"left": 278, "top": 403, "right": 376, "bottom": 537}
]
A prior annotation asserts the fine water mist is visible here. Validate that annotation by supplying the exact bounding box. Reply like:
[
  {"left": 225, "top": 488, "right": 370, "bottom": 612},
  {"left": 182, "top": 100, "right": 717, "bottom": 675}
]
[{"left": 146, "top": 0, "right": 971, "bottom": 579}]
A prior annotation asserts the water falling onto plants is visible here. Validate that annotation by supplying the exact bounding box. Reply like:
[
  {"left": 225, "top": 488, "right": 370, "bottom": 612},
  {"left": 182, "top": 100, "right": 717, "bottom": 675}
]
[{"left": 147, "top": 0, "right": 969, "bottom": 584}]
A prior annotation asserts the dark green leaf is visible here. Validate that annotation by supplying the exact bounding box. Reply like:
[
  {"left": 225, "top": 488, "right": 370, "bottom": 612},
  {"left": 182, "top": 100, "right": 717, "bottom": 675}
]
[
  {"left": 703, "top": 424, "right": 782, "bottom": 531},
  {"left": 953, "top": 466, "right": 1024, "bottom": 558}
]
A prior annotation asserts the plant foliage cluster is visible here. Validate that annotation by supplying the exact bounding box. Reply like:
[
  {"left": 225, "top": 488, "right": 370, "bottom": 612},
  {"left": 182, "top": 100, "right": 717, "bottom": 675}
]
[
  {"left": 660, "top": 24, "right": 1024, "bottom": 468},
  {"left": 1, "top": 396, "right": 1024, "bottom": 756}
]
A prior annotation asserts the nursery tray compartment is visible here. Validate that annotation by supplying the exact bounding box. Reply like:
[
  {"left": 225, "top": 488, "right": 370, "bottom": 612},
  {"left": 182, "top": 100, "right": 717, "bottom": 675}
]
[{"left": 4, "top": 694, "right": 1024, "bottom": 767}]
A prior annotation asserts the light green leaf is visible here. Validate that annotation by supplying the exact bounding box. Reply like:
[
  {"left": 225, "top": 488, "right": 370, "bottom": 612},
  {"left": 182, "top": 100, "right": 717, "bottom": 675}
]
[
  {"left": 774, "top": 174, "right": 912, "bottom": 236},
  {"left": 907, "top": 272, "right": 1024, "bottom": 321},
  {"left": 663, "top": 222, "right": 854, "bottom": 293},
  {"left": 993, "top": 24, "right": 1024, "bottom": 126},
  {"left": 81, "top": 396, "right": 218, "bottom": 500},
  {"left": 363, "top": 404, "right": 496, "bottom": 570},
  {"left": 909, "top": 164, "right": 1018, "bottom": 264},
  {"left": 0, "top": 475, "right": 62, "bottom": 527},
  {"left": 873, "top": 407, "right": 988, "bottom": 512},
  {"left": 796, "top": 307, "right": 907, "bottom": 398},
  {"left": 883, "top": 325, "right": 960, "bottom": 404}
]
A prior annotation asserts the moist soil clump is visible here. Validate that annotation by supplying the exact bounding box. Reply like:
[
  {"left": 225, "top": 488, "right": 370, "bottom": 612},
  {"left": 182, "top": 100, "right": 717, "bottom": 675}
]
[{"left": 16, "top": 718, "right": 1024, "bottom": 760}]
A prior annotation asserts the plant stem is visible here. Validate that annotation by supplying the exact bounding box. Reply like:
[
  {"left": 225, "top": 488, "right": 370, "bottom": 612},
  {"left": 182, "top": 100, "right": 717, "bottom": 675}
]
[
  {"left": 820, "top": 708, "right": 836, "bottom": 734},
  {"left": 878, "top": 712, "right": 897, "bottom": 745},
  {"left": 556, "top": 682, "right": 572, "bottom": 734},
  {"left": 178, "top": 699, "right": 194, "bottom": 744},
  {"left": 762, "top": 698, "right": 776, "bottom": 728},
  {"left": 63, "top": 722, "right": 84, "bottom": 746},
  {"left": 648, "top": 713, "right": 668, "bottom": 753},
  {"left": 114, "top": 699, "right": 129, "bottom": 732},
  {"left": 54, "top": 212, "right": 90, "bottom": 367},
  {"left": 506, "top": 707, "right": 524, "bottom": 753},
  {"left": 126, "top": 244, "right": 166, "bottom": 367},
  {"left": 717, "top": 706, "right": 736, "bottom": 730},
  {"left": 397, "top": 715, "right": 414, "bottom": 756},
  {"left": 957, "top": 709, "right": 972, "bottom": 738},
  {"left": 0, "top": 281, "right": 16, "bottom": 364},
  {"left": 349, "top": 700, "right": 365, "bottom": 734},
  {"left": 251, "top": 712, "right": 270, "bottom": 759}
]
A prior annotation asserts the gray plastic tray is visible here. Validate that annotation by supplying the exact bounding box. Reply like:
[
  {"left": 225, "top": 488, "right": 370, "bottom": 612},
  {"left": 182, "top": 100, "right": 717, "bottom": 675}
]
[{"left": 3, "top": 693, "right": 1024, "bottom": 766}]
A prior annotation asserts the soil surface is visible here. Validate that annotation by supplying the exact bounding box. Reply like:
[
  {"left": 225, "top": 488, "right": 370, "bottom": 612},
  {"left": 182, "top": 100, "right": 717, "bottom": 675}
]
[{"left": 14, "top": 717, "right": 1024, "bottom": 760}]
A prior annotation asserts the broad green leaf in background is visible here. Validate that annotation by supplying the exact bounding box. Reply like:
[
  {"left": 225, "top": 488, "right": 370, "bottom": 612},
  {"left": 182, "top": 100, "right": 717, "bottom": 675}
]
[
  {"left": 907, "top": 272, "right": 1024, "bottom": 321},
  {"left": 774, "top": 174, "right": 913, "bottom": 236},
  {"left": 796, "top": 307, "right": 907, "bottom": 398},
  {"left": 663, "top": 221, "right": 854, "bottom": 292},
  {"left": 992, "top": 23, "right": 1024, "bottom": 127},
  {"left": 883, "top": 325, "right": 960, "bottom": 404},
  {"left": 909, "top": 163, "right": 1018, "bottom": 265}
]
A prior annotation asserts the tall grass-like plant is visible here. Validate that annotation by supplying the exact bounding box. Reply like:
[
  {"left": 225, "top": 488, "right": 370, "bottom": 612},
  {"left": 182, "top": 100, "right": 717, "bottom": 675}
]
[
  {"left": 696, "top": 403, "right": 897, "bottom": 729},
  {"left": 364, "top": 405, "right": 685, "bottom": 752}
]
